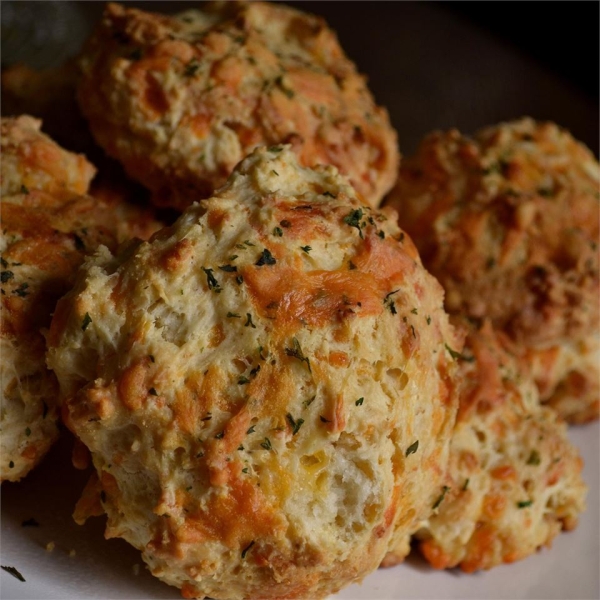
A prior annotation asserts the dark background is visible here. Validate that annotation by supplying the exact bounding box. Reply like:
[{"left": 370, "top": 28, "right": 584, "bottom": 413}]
[{"left": 2, "top": 1, "right": 598, "bottom": 156}]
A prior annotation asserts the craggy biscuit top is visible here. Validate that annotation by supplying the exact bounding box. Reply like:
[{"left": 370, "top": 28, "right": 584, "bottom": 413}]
[
  {"left": 48, "top": 147, "right": 460, "bottom": 599},
  {"left": 77, "top": 1, "right": 398, "bottom": 210},
  {"left": 416, "top": 321, "right": 586, "bottom": 572},
  {"left": 387, "top": 118, "right": 599, "bottom": 348},
  {"left": 1, "top": 115, "right": 96, "bottom": 199}
]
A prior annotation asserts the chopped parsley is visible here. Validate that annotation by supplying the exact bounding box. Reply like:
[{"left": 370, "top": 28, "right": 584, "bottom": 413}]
[
  {"left": 462, "top": 478, "right": 470, "bottom": 491},
  {"left": 268, "top": 145, "right": 283, "bottom": 153},
  {"left": 426, "top": 315, "right": 431, "bottom": 325},
  {"left": 245, "top": 313, "right": 256, "bottom": 328},
  {"left": 241, "top": 540, "right": 255, "bottom": 558},
  {"left": 20, "top": 185, "right": 29, "bottom": 195},
  {"left": 1, "top": 565, "right": 25, "bottom": 582},
  {"left": 411, "top": 308, "right": 418, "bottom": 315},
  {"left": 384, "top": 289, "right": 399, "bottom": 315},
  {"left": 81, "top": 312, "right": 92, "bottom": 331},
  {"left": 355, "top": 397, "right": 364, "bottom": 406},
  {"left": 323, "top": 191, "right": 337, "bottom": 198},
  {"left": 343, "top": 208, "right": 364, "bottom": 238},
  {"left": 271, "top": 170, "right": 279, "bottom": 176},
  {"left": 445, "top": 344, "right": 475, "bottom": 362},
  {"left": 236, "top": 275, "right": 244, "bottom": 285},
  {"left": 303, "top": 396, "right": 316, "bottom": 408},
  {"left": 273, "top": 227, "right": 283, "bottom": 237},
  {"left": 1, "top": 271, "right": 14, "bottom": 283},
  {"left": 517, "top": 500, "right": 533, "bottom": 509},
  {"left": 319, "top": 416, "right": 331, "bottom": 423},
  {"left": 218, "top": 264, "right": 237, "bottom": 272},
  {"left": 246, "top": 425, "right": 256, "bottom": 434},
  {"left": 25, "top": 427, "right": 31, "bottom": 437},
  {"left": 8, "top": 461, "right": 14, "bottom": 469},
  {"left": 215, "top": 431, "right": 225, "bottom": 439},
  {"left": 13, "top": 283, "right": 29, "bottom": 297},
  {"left": 238, "top": 376, "right": 250, "bottom": 385},
  {"left": 260, "top": 437, "right": 272, "bottom": 451},
  {"left": 202, "top": 267, "right": 221, "bottom": 292},
  {"left": 432, "top": 485, "right": 450, "bottom": 510},
  {"left": 184, "top": 58, "right": 200, "bottom": 77},
  {"left": 526, "top": 450, "right": 541, "bottom": 466},
  {"left": 286, "top": 413, "right": 305, "bottom": 435},
  {"left": 300, "top": 245, "right": 311, "bottom": 254},
  {"left": 405, "top": 440, "right": 419, "bottom": 456},
  {"left": 255, "top": 248, "right": 276, "bottom": 266},
  {"left": 227, "top": 312, "right": 241, "bottom": 318},
  {"left": 285, "top": 338, "right": 311, "bottom": 372},
  {"left": 377, "top": 230, "right": 385, "bottom": 239}
]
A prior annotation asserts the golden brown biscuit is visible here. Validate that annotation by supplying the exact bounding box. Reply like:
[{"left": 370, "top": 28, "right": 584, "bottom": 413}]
[
  {"left": 77, "top": 1, "right": 399, "bottom": 211},
  {"left": 0, "top": 116, "right": 161, "bottom": 482},
  {"left": 47, "top": 147, "right": 460, "bottom": 599},
  {"left": 415, "top": 320, "right": 587, "bottom": 572},
  {"left": 386, "top": 118, "right": 600, "bottom": 423}
]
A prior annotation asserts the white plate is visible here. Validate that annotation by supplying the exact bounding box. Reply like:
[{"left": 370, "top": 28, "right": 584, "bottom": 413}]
[{"left": 1, "top": 422, "right": 598, "bottom": 600}]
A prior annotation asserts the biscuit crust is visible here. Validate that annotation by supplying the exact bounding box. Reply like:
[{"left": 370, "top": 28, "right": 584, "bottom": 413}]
[
  {"left": 48, "top": 147, "right": 460, "bottom": 599},
  {"left": 77, "top": 1, "right": 399, "bottom": 211},
  {"left": 0, "top": 116, "right": 160, "bottom": 482},
  {"left": 416, "top": 321, "right": 587, "bottom": 572},
  {"left": 386, "top": 118, "right": 600, "bottom": 422}
]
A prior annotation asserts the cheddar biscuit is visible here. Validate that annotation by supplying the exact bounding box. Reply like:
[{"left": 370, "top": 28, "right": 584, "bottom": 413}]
[
  {"left": 415, "top": 321, "right": 587, "bottom": 572},
  {"left": 0, "top": 116, "right": 160, "bottom": 482},
  {"left": 48, "top": 147, "right": 460, "bottom": 599},
  {"left": 77, "top": 1, "right": 398, "bottom": 211},
  {"left": 386, "top": 118, "right": 600, "bottom": 423}
]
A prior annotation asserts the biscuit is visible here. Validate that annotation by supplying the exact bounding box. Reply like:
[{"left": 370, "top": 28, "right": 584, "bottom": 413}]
[
  {"left": 0, "top": 116, "right": 161, "bottom": 482},
  {"left": 386, "top": 118, "right": 600, "bottom": 422},
  {"left": 77, "top": 1, "right": 399, "bottom": 211},
  {"left": 415, "top": 320, "right": 587, "bottom": 571},
  {"left": 48, "top": 147, "right": 460, "bottom": 599}
]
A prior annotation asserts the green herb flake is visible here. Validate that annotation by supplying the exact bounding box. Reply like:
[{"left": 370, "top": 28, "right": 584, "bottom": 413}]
[
  {"left": 260, "top": 437, "right": 272, "bottom": 451},
  {"left": 241, "top": 540, "right": 255, "bottom": 558},
  {"left": 300, "top": 245, "right": 311, "bottom": 254},
  {"left": 384, "top": 289, "right": 399, "bottom": 315},
  {"left": 20, "top": 185, "right": 29, "bottom": 195},
  {"left": 1, "top": 565, "right": 25, "bottom": 582},
  {"left": 426, "top": 315, "right": 432, "bottom": 325},
  {"left": 517, "top": 500, "right": 533, "bottom": 509},
  {"left": 25, "top": 427, "right": 31, "bottom": 437},
  {"left": 9, "top": 461, "right": 14, "bottom": 469},
  {"left": 526, "top": 450, "right": 541, "bottom": 466},
  {"left": 184, "top": 58, "right": 200, "bottom": 77},
  {"left": 432, "top": 485, "right": 450, "bottom": 510},
  {"left": 238, "top": 376, "right": 250, "bottom": 385},
  {"left": 1, "top": 271, "right": 14, "bottom": 283},
  {"left": 268, "top": 146, "right": 283, "bottom": 153},
  {"left": 320, "top": 416, "right": 331, "bottom": 423},
  {"left": 227, "top": 312, "right": 241, "bottom": 319},
  {"left": 215, "top": 431, "right": 225, "bottom": 440},
  {"left": 462, "top": 478, "right": 470, "bottom": 491},
  {"left": 322, "top": 191, "right": 337, "bottom": 198},
  {"left": 219, "top": 264, "right": 237, "bottom": 273},
  {"left": 229, "top": 254, "right": 239, "bottom": 261},
  {"left": 355, "top": 397, "right": 364, "bottom": 406},
  {"left": 405, "top": 440, "right": 419, "bottom": 456},
  {"left": 271, "top": 170, "right": 279, "bottom": 176},
  {"left": 303, "top": 395, "right": 316, "bottom": 408},
  {"left": 81, "top": 312, "right": 92, "bottom": 331},
  {"left": 202, "top": 267, "right": 221, "bottom": 292},
  {"left": 245, "top": 313, "right": 257, "bottom": 328},
  {"left": 377, "top": 230, "right": 385, "bottom": 239},
  {"left": 411, "top": 308, "right": 418, "bottom": 315},
  {"left": 284, "top": 338, "right": 311, "bottom": 372},
  {"left": 343, "top": 208, "right": 364, "bottom": 238},
  {"left": 286, "top": 414, "right": 305, "bottom": 435},
  {"left": 445, "top": 344, "right": 475, "bottom": 362},
  {"left": 255, "top": 248, "right": 276, "bottom": 266},
  {"left": 273, "top": 227, "right": 283, "bottom": 237},
  {"left": 13, "top": 283, "right": 29, "bottom": 297},
  {"left": 246, "top": 425, "right": 256, "bottom": 434},
  {"left": 0, "top": 258, "right": 7, "bottom": 268},
  {"left": 236, "top": 275, "right": 244, "bottom": 285}
]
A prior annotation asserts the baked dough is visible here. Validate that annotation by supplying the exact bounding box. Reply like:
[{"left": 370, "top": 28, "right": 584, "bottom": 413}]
[
  {"left": 48, "top": 146, "right": 460, "bottom": 599},
  {"left": 77, "top": 1, "right": 398, "bottom": 211}
]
